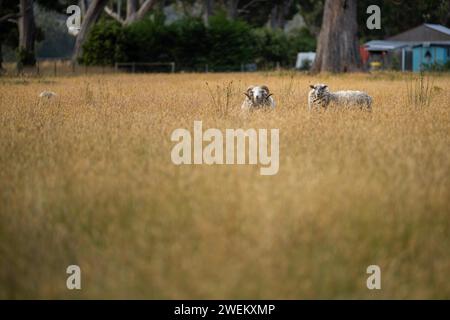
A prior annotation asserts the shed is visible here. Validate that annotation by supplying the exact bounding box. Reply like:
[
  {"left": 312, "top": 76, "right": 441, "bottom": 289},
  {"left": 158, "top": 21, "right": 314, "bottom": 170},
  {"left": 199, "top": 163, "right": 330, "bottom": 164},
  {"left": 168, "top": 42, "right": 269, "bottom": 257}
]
[
  {"left": 364, "top": 24, "right": 450, "bottom": 71},
  {"left": 412, "top": 41, "right": 450, "bottom": 71}
]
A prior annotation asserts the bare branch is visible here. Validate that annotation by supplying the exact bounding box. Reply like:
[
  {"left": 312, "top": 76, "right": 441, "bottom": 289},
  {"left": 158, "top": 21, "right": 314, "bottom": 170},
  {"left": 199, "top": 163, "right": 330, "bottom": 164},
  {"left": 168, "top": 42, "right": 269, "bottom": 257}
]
[
  {"left": 104, "top": 6, "right": 125, "bottom": 24},
  {"left": 0, "top": 12, "right": 20, "bottom": 24},
  {"left": 134, "top": 0, "right": 158, "bottom": 21}
]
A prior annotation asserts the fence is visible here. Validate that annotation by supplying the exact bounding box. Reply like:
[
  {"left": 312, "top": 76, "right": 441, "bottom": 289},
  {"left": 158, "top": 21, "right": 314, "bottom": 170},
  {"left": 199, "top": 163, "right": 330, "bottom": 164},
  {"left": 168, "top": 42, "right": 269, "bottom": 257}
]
[
  {"left": 1, "top": 60, "right": 286, "bottom": 77},
  {"left": 115, "top": 62, "right": 176, "bottom": 73},
  {"left": 1, "top": 60, "right": 116, "bottom": 77}
]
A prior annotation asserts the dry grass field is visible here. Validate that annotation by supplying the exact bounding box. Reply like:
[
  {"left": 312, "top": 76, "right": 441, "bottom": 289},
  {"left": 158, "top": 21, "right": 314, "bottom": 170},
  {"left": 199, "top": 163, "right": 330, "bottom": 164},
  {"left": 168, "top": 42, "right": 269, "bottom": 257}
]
[{"left": 0, "top": 72, "right": 449, "bottom": 299}]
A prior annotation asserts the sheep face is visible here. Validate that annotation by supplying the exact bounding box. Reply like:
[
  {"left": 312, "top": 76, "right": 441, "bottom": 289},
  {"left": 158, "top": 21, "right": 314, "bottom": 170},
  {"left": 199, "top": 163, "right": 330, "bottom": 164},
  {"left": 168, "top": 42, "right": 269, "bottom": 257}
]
[
  {"left": 309, "top": 84, "right": 329, "bottom": 99},
  {"left": 245, "top": 85, "right": 272, "bottom": 106}
]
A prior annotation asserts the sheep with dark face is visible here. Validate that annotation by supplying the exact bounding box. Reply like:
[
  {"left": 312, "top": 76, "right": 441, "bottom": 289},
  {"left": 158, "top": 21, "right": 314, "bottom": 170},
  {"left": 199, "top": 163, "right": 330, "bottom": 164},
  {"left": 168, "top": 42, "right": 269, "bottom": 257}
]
[
  {"left": 308, "top": 84, "right": 372, "bottom": 111},
  {"left": 241, "top": 85, "right": 275, "bottom": 111}
]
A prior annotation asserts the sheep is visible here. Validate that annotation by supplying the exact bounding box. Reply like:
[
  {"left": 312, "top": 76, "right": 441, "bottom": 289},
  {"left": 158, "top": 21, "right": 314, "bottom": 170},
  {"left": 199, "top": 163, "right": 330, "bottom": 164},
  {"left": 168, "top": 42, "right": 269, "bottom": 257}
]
[
  {"left": 241, "top": 85, "right": 276, "bottom": 111},
  {"left": 308, "top": 84, "right": 372, "bottom": 111},
  {"left": 39, "top": 91, "right": 57, "bottom": 99}
]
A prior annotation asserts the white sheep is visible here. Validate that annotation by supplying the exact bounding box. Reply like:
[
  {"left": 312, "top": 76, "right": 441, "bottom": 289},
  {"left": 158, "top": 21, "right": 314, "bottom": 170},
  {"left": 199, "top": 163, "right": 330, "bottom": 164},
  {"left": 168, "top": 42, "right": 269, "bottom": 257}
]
[
  {"left": 39, "top": 91, "right": 57, "bottom": 99},
  {"left": 241, "top": 85, "right": 276, "bottom": 111},
  {"left": 308, "top": 84, "right": 372, "bottom": 111}
]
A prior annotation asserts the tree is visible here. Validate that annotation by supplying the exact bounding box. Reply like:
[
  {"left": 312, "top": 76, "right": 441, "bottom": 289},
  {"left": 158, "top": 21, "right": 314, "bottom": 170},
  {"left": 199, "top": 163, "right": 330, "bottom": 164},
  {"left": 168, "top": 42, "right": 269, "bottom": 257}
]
[
  {"left": 17, "top": 0, "right": 36, "bottom": 67},
  {"left": 357, "top": 0, "right": 450, "bottom": 42},
  {"left": 73, "top": 0, "right": 109, "bottom": 62},
  {"left": 203, "top": 0, "right": 214, "bottom": 26},
  {"left": 226, "top": 0, "right": 239, "bottom": 20},
  {"left": 268, "top": 0, "right": 294, "bottom": 29},
  {"left": 312, "top": 0, "right": 360, "bottom": 73},
  {"left": 0, "top": 0, "right": 20, "bottom": 71},
  {"left": 104, "top": 0, "right": 158, "bottom": 26},
  {"left": 127, "top": 0, "right": 138, "bottom": 21}
]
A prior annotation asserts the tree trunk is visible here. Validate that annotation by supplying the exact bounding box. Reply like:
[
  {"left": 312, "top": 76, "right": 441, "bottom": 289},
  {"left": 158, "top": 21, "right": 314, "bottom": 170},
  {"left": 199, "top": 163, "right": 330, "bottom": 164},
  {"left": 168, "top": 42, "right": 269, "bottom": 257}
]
[
  {"left": 73, "top": 0, "right": 109, "bottom": 62},
  {"left": 269, "top": 5, "right": 278, "bottom": 29},
  {"left": 127, "top": 0, "right": 138, "bottom": 21},
  {"left": 79, "top": 0, "right": 88, "bottom": 15},
  {"left": 133, "top": 0, "right": 157, "bottom": 22},
  {"left": 203, "top": 0, "right": 213, "bottom": 27},
  {"left": 227, "top": 0, "right": 239, "bottom": 20},
  {"left": 18, "top": 0, "right": 35, "bottom": 67},
  {"left": 311, "top": 0, "right": 361, "bottom": 73},
  {"left": 269, "top": 0, "right": 293, "bottom": 30},
  {"left": 0, "top": 41, "right": 4, "bottom": 72}
]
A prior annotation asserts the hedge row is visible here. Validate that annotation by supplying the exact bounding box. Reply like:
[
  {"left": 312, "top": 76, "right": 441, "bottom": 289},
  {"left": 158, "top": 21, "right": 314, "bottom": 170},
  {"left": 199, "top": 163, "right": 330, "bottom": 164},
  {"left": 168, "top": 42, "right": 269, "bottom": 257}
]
[{"left": 81, "top": 13, "right": 316, "bottom": 70}]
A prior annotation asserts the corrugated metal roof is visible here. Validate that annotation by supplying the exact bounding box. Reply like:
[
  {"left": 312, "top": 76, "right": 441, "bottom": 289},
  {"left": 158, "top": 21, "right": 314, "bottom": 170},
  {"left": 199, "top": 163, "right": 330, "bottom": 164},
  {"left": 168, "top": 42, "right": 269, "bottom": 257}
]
[
  {"left": 364, "top": 40, "right": 413, "bottom": 51},
  {"left": 425, "top": 24, "right": 450, "bottom": 36},
  {"left": 364, "top": 39, "right": 450, "bottom": 51}
]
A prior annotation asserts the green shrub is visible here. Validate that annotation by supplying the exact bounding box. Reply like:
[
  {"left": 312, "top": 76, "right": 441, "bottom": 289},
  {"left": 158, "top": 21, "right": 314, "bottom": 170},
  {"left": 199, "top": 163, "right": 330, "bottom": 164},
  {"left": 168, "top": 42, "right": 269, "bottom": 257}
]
[
  {"left": 288, "top": 27, "right": 316, "bottom": 53},
  {"left": 168, "top": 17, "right": 208, "bottom": 70},
  {"left": 422, "top": 60, "right": 450, "bottom": 72},
  {"left": 80, "top": 19, "right": 125, "bottom": 66},
  {"left": 206, "top": 14, "right": 254, "bottom": 70},
  {"left": 121, "top": 13, "right": 173, "bottom": 63},
  {"left": 80, "top": 14, "right": 317, "bottom": 71},
  {"left": 253, "top": 28, "right": 291, "bottom": 68}
]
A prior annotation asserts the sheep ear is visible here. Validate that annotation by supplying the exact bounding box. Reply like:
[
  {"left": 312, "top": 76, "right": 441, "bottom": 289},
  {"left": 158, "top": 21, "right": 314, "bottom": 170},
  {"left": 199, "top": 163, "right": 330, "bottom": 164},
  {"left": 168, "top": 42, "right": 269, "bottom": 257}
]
[
  {"left": 309, "top": 85, "right": 315, "bottom": 89},
  {"left": 323, "top": 85, "right": 328, "bottom": 89}
]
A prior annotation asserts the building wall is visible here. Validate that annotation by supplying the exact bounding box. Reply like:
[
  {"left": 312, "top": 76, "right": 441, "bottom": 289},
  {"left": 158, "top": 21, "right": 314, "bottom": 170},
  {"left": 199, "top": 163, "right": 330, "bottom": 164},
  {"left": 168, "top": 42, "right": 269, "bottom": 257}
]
[{"left": 413, "top": 46, "right": 450, "bottom": 71}]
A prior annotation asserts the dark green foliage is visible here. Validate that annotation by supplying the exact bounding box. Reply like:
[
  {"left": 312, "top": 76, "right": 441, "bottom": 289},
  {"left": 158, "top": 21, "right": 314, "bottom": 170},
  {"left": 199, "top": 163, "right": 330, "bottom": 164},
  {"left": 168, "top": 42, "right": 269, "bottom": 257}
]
[
  {"left": 80, "top": 19, "right": 125, "bottom": 65},
  {"left": 253, "top": 28, "right": 291, "bottom": 67},
  {"left": 206, "top": 13, "right": 254, "bottom": 70},
  {"left": 358, "top": 0, "right": 450, "bottom": 42},
  {"left": 168, "top": 17, "right": 208, "bottom": 70},
  {"left": 16, "top": 47, "right": 36, "bottom": 67},
  {"left": 121, "top": 13, "right": 173, "bottom": 63},
  {"left": 422, "top": 60, "right": 450, "bottom": 72},
  {"left": 80, "top": 13, "right": 316, "bottom": 70},
  {"left": 254, "top": 27, "right": 316, "bottom": 68}
]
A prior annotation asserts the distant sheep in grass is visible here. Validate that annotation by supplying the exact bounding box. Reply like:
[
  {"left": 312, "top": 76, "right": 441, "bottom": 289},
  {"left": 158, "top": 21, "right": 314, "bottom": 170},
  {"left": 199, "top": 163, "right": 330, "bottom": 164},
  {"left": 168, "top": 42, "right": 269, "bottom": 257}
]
[
  {"left": 241, "top": 85, "right": 275, "bottom": 111},
  {"left": 308, "top": 84, "right": 372, "bottom": 111},
  {"left": 39, "top": 91, "right": 57, "bottom": 99}
]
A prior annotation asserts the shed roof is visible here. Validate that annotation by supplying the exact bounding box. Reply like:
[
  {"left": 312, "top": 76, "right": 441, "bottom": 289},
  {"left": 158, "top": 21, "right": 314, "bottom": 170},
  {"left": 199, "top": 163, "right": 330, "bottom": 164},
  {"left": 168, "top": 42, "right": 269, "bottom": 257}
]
[
  {"left": 364, "top": 40, "right": 412, "bottom": 51},
  {"left": 387, "top": 23, "right": 450, "bottom": 41},
  {"left": 424, "top": 24, "right": 450, "bottom": 36}
]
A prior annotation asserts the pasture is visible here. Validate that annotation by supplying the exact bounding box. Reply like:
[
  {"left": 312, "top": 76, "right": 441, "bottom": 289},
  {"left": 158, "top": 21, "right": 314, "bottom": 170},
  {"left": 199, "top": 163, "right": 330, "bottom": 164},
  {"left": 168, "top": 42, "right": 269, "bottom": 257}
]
[{"left": 0, "top": 72, "right": 449, "bottom": 299}]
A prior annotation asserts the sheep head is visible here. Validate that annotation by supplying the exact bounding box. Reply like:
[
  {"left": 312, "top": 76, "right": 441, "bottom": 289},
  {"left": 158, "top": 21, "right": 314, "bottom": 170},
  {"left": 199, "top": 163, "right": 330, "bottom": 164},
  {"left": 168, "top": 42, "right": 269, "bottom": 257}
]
[
  {"left": 309, "top": 83, "right": 329, "bottom": 98},
  {"left": 244, "top": 85, "right": 273, "bottom": 106}
]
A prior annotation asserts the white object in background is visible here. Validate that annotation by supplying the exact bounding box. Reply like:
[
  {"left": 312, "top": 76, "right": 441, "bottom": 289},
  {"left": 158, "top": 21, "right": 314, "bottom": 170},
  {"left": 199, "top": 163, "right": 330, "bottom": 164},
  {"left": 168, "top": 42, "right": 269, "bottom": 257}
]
[{"left": 296, "top": 52, "right": 316, "bottom": 69}]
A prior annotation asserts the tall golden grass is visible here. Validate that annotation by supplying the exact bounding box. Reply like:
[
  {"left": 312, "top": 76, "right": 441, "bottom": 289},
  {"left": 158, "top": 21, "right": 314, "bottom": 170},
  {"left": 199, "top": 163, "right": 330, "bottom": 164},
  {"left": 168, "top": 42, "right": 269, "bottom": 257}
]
[{"left": 0, "top": 72, "right": 449, "bottom": 299}]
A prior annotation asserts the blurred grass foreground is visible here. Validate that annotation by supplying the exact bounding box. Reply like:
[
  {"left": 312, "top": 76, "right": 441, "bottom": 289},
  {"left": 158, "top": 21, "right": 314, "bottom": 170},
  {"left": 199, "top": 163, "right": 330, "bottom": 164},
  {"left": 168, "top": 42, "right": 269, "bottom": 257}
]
[{"left": 0, "top": 72, "right": 449, "bottom": 299}]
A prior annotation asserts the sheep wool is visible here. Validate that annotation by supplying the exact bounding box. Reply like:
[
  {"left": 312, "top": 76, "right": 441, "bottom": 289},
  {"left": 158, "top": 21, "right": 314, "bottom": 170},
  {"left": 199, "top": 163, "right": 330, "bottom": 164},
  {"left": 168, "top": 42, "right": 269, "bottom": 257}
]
[{"left": 308, "top": 84, "right": 372, "bottom": 111}]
